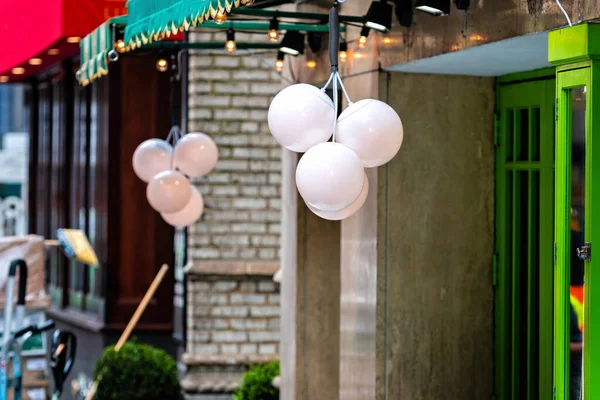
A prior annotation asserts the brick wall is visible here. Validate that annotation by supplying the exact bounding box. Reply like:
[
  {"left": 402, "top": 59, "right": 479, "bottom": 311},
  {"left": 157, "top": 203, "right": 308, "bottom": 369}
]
[
  {"left": 183, "top": 30, "right": 284, "bottom": 397},
  {"left": 187, "top": 30, "right": 283, "bottom": 263},
  {"left": 182, "top": 275, "right": 280, "bottom": 393},
  {"left": 186, "top": 277, "right": 280, "bottom": 357}
]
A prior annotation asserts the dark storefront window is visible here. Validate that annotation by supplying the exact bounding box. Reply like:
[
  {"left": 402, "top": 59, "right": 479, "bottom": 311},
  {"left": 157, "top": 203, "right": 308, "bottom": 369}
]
[
  {"left": 29, "top": 63, "right": 105, "bottom": 320},
  {"left": 28, "top": 56, "right": 175, "bottom": 331}
]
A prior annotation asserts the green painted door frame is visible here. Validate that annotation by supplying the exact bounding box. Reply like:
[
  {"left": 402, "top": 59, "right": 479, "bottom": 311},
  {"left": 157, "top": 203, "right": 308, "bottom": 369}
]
[
  {"left": 550, "top": 23, "right": 600, "bottom": 400},
  {"left": 494, "top": 71, "right": 555, "bottom": 400}
]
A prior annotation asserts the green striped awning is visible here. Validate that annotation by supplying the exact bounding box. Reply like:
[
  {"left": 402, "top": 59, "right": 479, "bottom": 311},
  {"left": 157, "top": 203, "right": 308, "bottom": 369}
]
[
  {"left": 124, "top": 0, "right": 241, "bottom": 49},
  {"left": 77, "top": 16, "right": 128, "bottom": 86}
]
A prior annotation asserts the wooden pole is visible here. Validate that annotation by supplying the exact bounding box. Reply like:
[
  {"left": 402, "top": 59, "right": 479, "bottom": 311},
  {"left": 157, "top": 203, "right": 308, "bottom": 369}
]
[{"left": 84, "top": 264, "right": 170, "bottom": 400}]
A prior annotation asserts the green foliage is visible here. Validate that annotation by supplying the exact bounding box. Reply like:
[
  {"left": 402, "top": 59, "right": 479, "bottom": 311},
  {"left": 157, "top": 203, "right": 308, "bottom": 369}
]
[
  {"left": 94, "top": 341, "right": 180, "bottom": 400},
  {"left": 233, "top": 361, "right": 280, "bottom": 400}
]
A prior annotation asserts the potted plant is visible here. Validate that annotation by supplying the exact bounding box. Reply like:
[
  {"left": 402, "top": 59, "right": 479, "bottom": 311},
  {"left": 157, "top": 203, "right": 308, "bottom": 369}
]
[
  {"left": 93, "top": 341, "right": 181, "bottom": 400},
  {"left": 233, "top": 361, "right": 280, "bottom": 400}
]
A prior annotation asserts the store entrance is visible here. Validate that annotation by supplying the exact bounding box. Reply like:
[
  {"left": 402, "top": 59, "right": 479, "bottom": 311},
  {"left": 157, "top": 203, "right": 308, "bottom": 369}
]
[{"left": 494, "top": 74, "right": 555, "bottom": 400}]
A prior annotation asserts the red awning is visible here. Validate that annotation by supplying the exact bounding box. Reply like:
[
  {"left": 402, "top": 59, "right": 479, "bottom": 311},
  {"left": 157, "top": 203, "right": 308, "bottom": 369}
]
[{"left": 0, "top": 0, "right": 128, "bottom": 82}]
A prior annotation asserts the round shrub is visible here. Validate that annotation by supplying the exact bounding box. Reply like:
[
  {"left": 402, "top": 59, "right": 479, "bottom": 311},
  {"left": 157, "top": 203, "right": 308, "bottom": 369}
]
[
  {"left": 94, "top": 341, "right": 180, "bottom": 400},
  {"left": 233, "top": 361, "right": 280, "bottom": 400}
]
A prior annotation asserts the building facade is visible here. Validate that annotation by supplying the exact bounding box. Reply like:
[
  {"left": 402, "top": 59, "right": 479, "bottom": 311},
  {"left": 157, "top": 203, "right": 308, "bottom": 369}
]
[{"left": 182, "top": 30, "right": 283, "bottom": 398}]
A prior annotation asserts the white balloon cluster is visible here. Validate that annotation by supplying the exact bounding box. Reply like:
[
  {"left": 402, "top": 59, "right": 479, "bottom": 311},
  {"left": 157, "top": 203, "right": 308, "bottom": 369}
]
[
  {"left": 268, "top": 72, "right": 403, "bottom": 221},
  {"left": 132, "top": 129, "right": 218, "bottom": 227}
]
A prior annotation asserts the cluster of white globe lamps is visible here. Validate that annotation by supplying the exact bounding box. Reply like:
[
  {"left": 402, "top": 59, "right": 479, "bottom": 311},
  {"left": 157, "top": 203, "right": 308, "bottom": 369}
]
[
  {"left": 131, "top": 83, "right": 403, "bottom": 225},
  {"left": 268, "top": 77, "right": 404, "bottom": 221},
  {"left": 132, "top": 131, "right": 218, "bottom": 227},
  {"left": 132, "top": 10, "right": 403, "bottom": 224}
]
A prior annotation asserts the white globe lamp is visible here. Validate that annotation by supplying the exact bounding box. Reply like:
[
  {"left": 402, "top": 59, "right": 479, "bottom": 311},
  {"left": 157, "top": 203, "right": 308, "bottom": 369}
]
[
  {"left": 146, "top": 170, "right": 192, "bottom": 213},
  {"left": 132, "top": 139, "right": 173, "bottom": 182},
  {"left": 174, "top": 133, "right": 219, "bottom": 178},
  {"left": 336, "top": 99, "right": 404, "bottom": 168},
  {"left": 268, "top": 83, "right": 335, "bottom": 152},
  {"left": 307, "top": 173, "right": 369, "bottom": 221},
  {"left": 296, "top": 142, "right": 364, "bottom": 211},
  {"left": 161, "top": 187, "right": 204, "bottom": 227}
]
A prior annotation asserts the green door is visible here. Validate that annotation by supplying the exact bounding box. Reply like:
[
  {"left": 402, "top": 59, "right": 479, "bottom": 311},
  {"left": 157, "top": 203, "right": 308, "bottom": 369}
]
[
  {"left": 495, "top": 76, "right": 555, "bottom": 400},
  {"left": 553, "top": 64, "right": 600, "bottom": 400}
]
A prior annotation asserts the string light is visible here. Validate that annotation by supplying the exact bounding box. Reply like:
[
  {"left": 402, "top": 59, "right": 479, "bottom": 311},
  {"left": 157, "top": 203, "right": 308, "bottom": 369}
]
[
  {"left": 67, "top": 36, "right": 81, "bottom": 43},
  {"left": 47, "top": 48, "right": 60, "bottom": 55},
  {"left": 0, "top": 76, "right": 9, "bottom": 83},
  {"left": 214, "top": 10, "right": 227, "bottom": 24},
  {"left": 357, "top": 26, "right": 370, "bottom": 48},
  {"left": 225, "top": 28, "right": 237, "bottom": 52},
  {"left": 11, "top": 67, "right": 25, "bottom": 75},
  {"left": 241, "top": 0, "right": 255, "bottom": 5},
  {"left": 306, "top": 60, "right": 317, "bottom": 69},
  {"left": 275, "top": 51, "right": 284, "bottom": 72},
  {"left": 268, "top": 15, "right": 280, "bottom": 42},
  {"left": 28, "top": 58, "right": 42, "bottom": 66},
  {"left": 383, "top": 37, "right": 392, "bottom": 44},
  {"left": 156, "top": 59, "right": 168, "bottom": 72},
  {"left": 339, "top": 41, "right": 348, "bottom": 62},
  {"left": 116, "top": 39, "right": 127, "bottom": 53}
]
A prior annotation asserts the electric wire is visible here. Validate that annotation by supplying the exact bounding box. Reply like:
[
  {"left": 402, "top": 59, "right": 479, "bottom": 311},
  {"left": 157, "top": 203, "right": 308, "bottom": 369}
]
[
  {"left": 335, "top": 71, "right": 352, "bottom": 104},
  {"left": 555, "top": 0, "right": 573, "bottom": 26},
  {"left": 322, "top": 73, "right": 335, "bottom": 91},
  {"left": 245, "top": 49, "right": 297, "bottom": 84},
  {"left": 332, "top": 72, "right": 338, "bottom": 142}
]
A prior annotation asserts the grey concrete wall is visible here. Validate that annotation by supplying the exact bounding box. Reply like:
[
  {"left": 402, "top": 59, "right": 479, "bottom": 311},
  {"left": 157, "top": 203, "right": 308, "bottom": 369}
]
[
  {"left": 338, "top": 40, "right": 380, "bottom": 400},
  {"left": 377, "top": 72, "right": 495, "bottom": 400},
  {"left": 295, "top": 202, "right": 341, "bottom": 400}
]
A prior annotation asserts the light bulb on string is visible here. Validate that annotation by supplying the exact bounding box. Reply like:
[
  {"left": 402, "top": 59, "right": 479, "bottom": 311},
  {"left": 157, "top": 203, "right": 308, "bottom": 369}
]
[
  {"left": 115, "top": 39, "right": 126, "bottom": 53},
  {"left": 214, "top": 10, "right": 227, "bottom": 24},
  {"left": 357, "top": 26, "right": 370, "bottom": 48},
  {"left": 156, "top": 58, "right": 168, "bottom": 72},
  {"left": 275, "top": 51, "right": 284, "bottom": 72},
  {"left": 225, "top": 28, "right": 237, "bottom": 52},
  {"left": 268, "top": 15, "right": 280, "bottom": 42},
  {"left": 339, "top": 41, "right": 348, "bottom": 62},
  {"left": 265, "top": 1, "right": 404, "bottom": 220}
]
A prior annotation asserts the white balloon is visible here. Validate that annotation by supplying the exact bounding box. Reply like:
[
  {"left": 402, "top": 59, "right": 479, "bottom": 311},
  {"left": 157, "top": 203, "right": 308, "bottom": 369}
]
[
  {"left": 268, "top": 83, "right": 335, "bottom": 152},
  {"left": 306, "top": 173, "right": 369, "bottom": 221},
  {"left": 146, "top": 170, "right": 192, "bottom": 213},
  {"left": 296, "top": 142, "right": 364, "bottom": 212},
  {"left": 132, "top": 139, "right": 173, "bottom": 182},
  {"left": 337, "top": 99, "right": 404, "bottom": 168},
  {"left": 161, "top": 187, "right": 204, "bottom": 227},
  {"left": 174, "top": 133, "right": 219, "bottom": 178}
]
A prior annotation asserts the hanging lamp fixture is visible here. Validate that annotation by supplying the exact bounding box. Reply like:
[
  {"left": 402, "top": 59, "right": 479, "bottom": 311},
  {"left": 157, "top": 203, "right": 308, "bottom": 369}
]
[
  {"left": 415, "top": 0, "right": 450, "bottom": 15},
  {"left": 365, "top": 0, "right": 393, "bottom": 32},
  {"left": 279, "top": 31, "right": 306, "bottom": 56},
  {"left": 131, "top": 62, "right": 219, "bottom": 227},
  {"left": 267, "top": 1, "right": 404, "bottom": 221}
]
